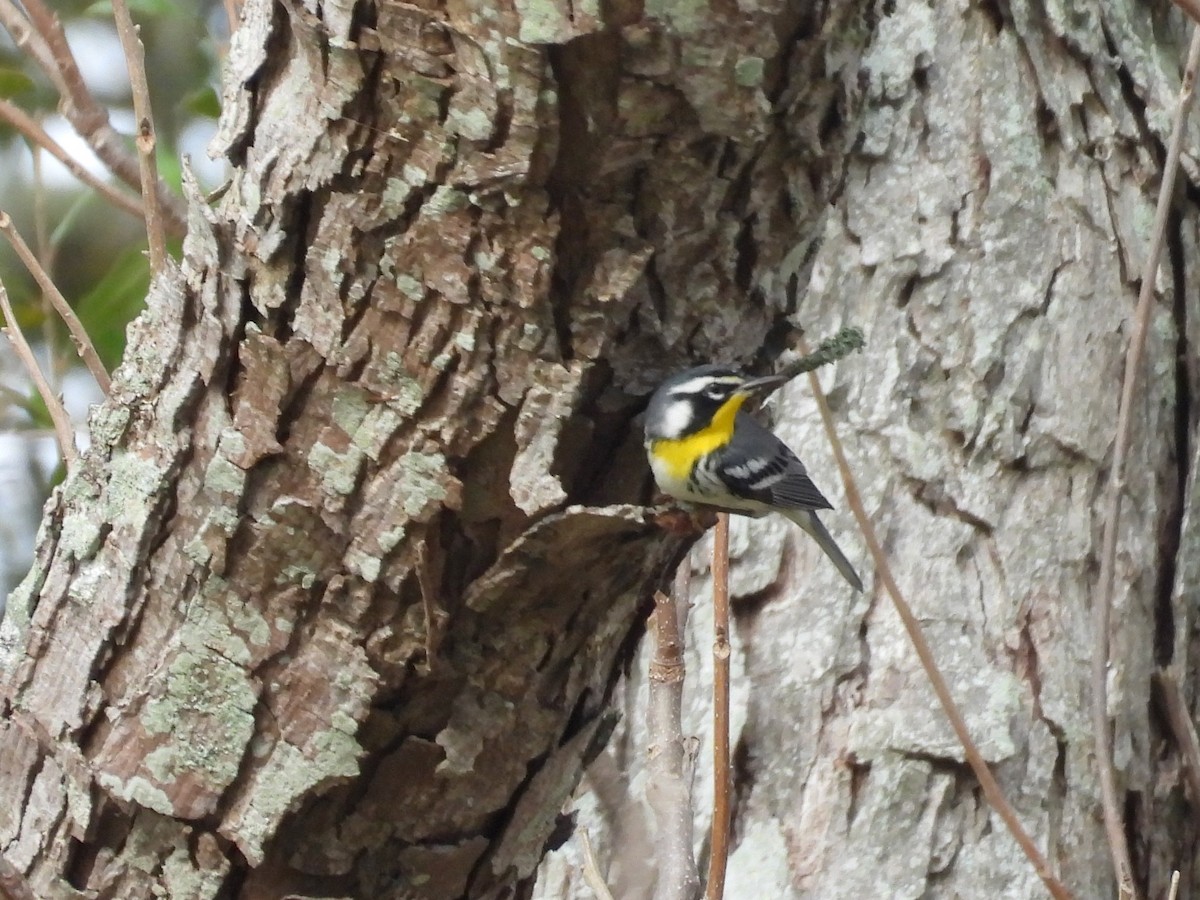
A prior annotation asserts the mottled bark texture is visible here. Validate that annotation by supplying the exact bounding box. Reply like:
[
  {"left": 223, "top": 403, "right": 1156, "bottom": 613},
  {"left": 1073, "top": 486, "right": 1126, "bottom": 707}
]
[
  {"left": 0, "top": 0, "right": 1196, "bottom": 899},
  {"left": 535, "top": 3, "right": 1200, "bottom": 900},
  {"left": 0, "top": 0, "right": 835, "bottom": 896}
]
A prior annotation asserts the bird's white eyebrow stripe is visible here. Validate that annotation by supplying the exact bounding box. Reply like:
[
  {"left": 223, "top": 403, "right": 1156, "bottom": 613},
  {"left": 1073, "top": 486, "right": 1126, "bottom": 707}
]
[{"left": 668, "top": 374, "right": 743, "bottom": 395}]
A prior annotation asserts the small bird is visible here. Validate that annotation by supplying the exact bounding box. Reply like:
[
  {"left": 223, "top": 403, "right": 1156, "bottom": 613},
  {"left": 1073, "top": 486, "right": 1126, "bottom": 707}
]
[{"left": 643, "top": 364, "right": 863, "bottom": 591}]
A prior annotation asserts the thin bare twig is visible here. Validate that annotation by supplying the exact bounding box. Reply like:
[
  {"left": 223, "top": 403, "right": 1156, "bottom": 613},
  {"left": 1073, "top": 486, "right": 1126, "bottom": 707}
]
[
  {"left": 1173, "top": 0, "right": 1200, "bottom": 26},
  {"left": 648, "top": 580, "right": 700, "bottom": 900},
  {"left": 1154, "top": 668, "right": 1200, "bottom": 808},
  {"left": 803, "top": 362, "right": 1073, "bottom": 900},
  {"left": 110, "top": 0, "right": 167, "bottom": 273},
  {"left": 1167, "top": 870, "right": 1180, "bottom": 900},
  {"left": 0, "top": 0, "right": 186, "bottom": 237},
  {"left": 704, "top": 514, "right": 732, "bottom": 900},
  {"left": 0, "top": 212, "right": 111, "bottom": 393},
  {"left": 1093, "top": 27, "right": 1200, "bottom": 900},
  {"left": 415, "top": 538, "right": 448, "bottom": 672},
  {"left": 776, "top": 327, "right": 865, "bottom": 381},
  {"left": 223, "top": 0, "right": 241, "bottom": 35},
  {"left": 0, "top": 278, "right": 75, "bottom": 463},
  {"left": 30, "top": 140, "right": 59, "bottom": 391},
  {"left": 579, "top": 830, "right": 616, "bottom": 900},
  {"left": 0, "top": 100, "right": 146, "bottom": 222},
  {"left": 0, "top": 2, "right": 55, "bottom": 79}
]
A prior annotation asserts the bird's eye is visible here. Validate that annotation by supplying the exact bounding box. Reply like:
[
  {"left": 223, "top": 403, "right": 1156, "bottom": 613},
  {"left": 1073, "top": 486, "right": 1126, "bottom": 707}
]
[{"left": 704, "top": 386, "right": 726, "bottom": 399}]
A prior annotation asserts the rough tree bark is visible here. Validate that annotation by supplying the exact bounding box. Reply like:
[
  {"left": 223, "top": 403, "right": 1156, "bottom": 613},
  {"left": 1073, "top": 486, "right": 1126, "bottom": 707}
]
[
  {"left": 1, "top": 0, "right": 1197, "bottom": 899},
  {"left": 534, "top": 2, "right": 1200, "bottom": 900},
  {"left": 0, "top": 0, "right": 825, "bottom": 896}
]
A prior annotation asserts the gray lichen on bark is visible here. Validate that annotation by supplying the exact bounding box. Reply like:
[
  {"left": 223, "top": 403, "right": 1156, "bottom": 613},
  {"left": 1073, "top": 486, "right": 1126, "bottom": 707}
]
[{"left": 1, "top": 0, "right": 1197, "bottom": 896}]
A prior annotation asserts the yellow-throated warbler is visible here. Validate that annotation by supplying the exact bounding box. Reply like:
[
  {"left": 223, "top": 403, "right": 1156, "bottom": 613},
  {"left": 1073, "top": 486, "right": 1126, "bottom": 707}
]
[{"left": 644, "top": 365, "right": 863, "bottom": 592}]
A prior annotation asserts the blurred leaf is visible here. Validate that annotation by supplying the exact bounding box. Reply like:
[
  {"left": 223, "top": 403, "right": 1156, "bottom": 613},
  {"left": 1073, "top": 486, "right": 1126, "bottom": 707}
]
[
  {"left": 73, "top": 246, "right": 150, "bottom": 370},
  {"left": 52, "top": 0, "right": 105, "bottom": 15},
  {"left": 84, "top": 0, "right": 180, "bottom": 17},
  {"left": 156, "top": 147, "right": 183, "bottom": 194},
  {"left": 181, "top": 85, "right": 221, "bottom": 119},
  {"left": 9, "top": 295, "right": 47, "bottom": 333},
  {"left": 49, "top": 190, "right": 103, "bottom": 249},
  {"left": 18, "top": 388, "right": 51, "bottom": 429},
  {"left": 4, "top": 265, "right": 45, "bottom": 333},
  {"left": 0, "top": 68, "right": 34, "bottom": 98}
]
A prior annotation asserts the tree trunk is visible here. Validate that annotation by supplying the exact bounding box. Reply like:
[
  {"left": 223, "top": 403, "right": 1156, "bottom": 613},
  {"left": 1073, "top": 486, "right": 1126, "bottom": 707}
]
[
  {"left": 1, "top": 0, "right": 1197, "bottom": 898},
  {"left": 535, "top": 3, "right": 1200, "bottom": 900}
]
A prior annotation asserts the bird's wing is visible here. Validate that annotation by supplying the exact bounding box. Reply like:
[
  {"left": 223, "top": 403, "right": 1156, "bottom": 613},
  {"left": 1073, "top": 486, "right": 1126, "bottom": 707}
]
[{"left": 719, "top": 413, "right": 833, "bottom": 511}]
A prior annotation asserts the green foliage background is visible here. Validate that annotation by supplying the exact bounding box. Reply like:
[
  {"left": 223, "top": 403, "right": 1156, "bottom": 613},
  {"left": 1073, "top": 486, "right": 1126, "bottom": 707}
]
[{"left": 0, "top": 0, "right": 223, "bottom": 415}]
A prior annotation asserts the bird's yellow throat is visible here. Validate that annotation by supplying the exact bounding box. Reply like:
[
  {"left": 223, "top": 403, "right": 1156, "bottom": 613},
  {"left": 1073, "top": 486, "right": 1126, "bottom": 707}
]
[{"left": 651, "top": 393, "right": 749, "bottom": 480}]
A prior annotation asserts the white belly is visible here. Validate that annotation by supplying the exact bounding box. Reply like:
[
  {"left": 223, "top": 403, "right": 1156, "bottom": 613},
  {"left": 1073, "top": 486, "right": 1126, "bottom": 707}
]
[{"left": 649, "top": 451, "right": 767, "bottom": 513}]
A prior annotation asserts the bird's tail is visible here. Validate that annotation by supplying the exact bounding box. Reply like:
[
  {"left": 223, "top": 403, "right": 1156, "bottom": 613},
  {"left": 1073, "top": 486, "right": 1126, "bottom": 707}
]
[{"left": 785, "top": 509, "right": 864, "bottom": 592}]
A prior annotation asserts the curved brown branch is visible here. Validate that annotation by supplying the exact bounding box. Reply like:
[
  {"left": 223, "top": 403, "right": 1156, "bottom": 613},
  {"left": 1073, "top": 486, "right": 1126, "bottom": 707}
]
[
  {"left": 0, "top": 277, "right": 75, "bottom": 464},
  {"left": 3, "top": 0, "right": 187, "bottom": 238},
  {"left": 1154, "top": 668, "right": 1200, "bottom": 809},
  {"left": 0, "top": 212, "right": 112, "bottom": 393},
  {"left": 648, "top": 575, "right": 700, "bottom": 900},
  {"left": 804, "top": 360, "right": 1073, "bottom": 900},
  {"left": 0, "top": 100, "right": 146, "bottom": 223},
  {"left": 579, "top": 830, "right": 616, "bottom": 900},
  {"left": 1173, "top": 0, "right": 1200, "bottom": 26},
  {"left": 704, "top": 514, "right": 732, "bottom": 900},
  {"left": 1092, "top": 26, "right": 1200, "bottom": 900},
  {"left": 110, "top": 0, "right": 167, "bottom": 273}
]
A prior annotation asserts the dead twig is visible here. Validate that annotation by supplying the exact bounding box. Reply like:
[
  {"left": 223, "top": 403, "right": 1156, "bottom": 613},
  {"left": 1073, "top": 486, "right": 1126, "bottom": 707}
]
[
  {"left": 1173, "top": 0, "right": 1200, "bottom": 26},
  {"left": 415, "top": 537, "right": 448, "bottom": 672},
  {"left": 0, "top": 100, "right": 146, "bottom": 222},
  {"left": 0, "top": 277, "right": 75, "bottom": 463},
  {"left": 0, "top": 2, "right": 55, "bottom": 79},
  {"left": 648, "top": 576, "right": 700, "bottom": 900},
  {"left": 1092, "top": 26, "right": 1200, "bottom": 900},
  {"left": 110, "top": 0, "right": 167, "bottom": 273},
  {"left": 704, "top": 513, "right": 732, "bottom": 900},
  {"left": 0, "top": 212, "right": 111, "bottom": 393},
  {"left": 1154, "top": 668, "right": 1200, "bottom": 808},
  {"left": 776, "top": 327, "right": 865, "bottom": 381},
  {"left": 579, "top": 829, "right": 616, "bottom": 900},
  {"left": 0, "top": 0, "right": 187, "bottom": 237},
  {"left": 223, "top": 0, "right": 241, "bottom": 35},
  {"left": 803, "top": 360, "right": 1073, "bottom": 900},
  {"left": 1167, "top": 870, "right": 1180, "bottom": 900}
]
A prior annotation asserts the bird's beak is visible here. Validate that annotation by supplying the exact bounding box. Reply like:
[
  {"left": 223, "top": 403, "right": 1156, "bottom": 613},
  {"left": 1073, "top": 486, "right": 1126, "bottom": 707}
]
[{"left": 738, "top": 373, "right": 787, "bottom": 397}]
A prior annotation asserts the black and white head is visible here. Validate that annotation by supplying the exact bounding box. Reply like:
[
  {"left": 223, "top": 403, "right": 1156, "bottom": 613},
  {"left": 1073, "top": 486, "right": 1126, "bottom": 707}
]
[{"left": 644, "top": 365, "right": 783, "bottom": 441}]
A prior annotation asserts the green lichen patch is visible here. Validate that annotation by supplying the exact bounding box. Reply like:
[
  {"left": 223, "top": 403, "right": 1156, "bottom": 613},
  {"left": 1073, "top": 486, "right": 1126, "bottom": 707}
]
[
  {"left": 222, "top": 723, "right": 363, "bottom": 865},
  {"left": 308, "top": 441, "right": 366, "bottom": 497},
  {"left": 161, "top": 840, "right": 229, "bottom": 900},
  {"left": 203, "top": 452, "right": 246, "bottom": 497},
  {"left": 135, "top": 640, "right": 258, "bottom": 808},
  {"left": 96, "top": 772, "right": 174, "bottom": 816},
  {"left": 427, "top": 185, "right": 469, "bottom": 217},
  {"left": 734, "top": 55, "right": 764, "bottom": 87},
  {"left": 645, "top": 0, "right": 709, "bottom": 37},
  {"left": 331, "top": 388, "right": 371, "bottom": 436},
  {"left": 104, "top": 450, "right": 169, "bottom": 529},
  {"left": 395, "top": 451, "right": 451, "bottom": 519},
  {"left": 350, "top": 404, "right": 403, "bottom": 461}
]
